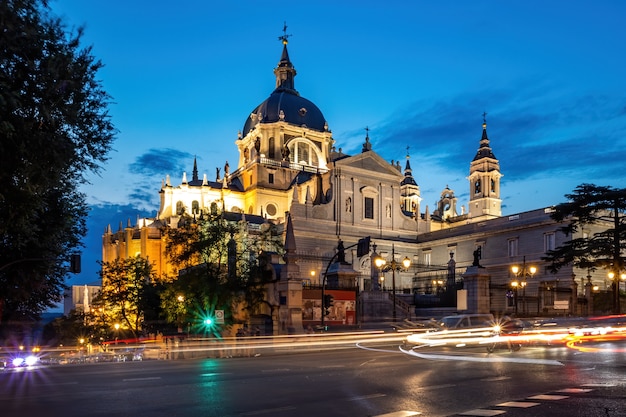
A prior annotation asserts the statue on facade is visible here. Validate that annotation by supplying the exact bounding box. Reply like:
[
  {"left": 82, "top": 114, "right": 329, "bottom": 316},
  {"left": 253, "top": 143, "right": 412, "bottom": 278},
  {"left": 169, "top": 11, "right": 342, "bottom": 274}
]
[
  {"left": 337, "top": 239, "right": 346, "bottom": 263},
  {"left": 472, "top": 246, "right": 483, "bottom": 267}
]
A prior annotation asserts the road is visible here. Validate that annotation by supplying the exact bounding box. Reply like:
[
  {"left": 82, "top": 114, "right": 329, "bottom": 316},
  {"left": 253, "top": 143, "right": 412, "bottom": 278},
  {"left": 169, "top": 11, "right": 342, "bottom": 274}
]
[{"left": 1, "top": 333, "right": 625, "bottom": 417}]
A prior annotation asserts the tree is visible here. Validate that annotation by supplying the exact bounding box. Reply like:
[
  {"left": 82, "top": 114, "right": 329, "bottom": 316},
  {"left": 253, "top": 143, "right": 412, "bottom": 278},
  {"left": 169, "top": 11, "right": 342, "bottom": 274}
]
[
  {"left": 543, "top": 184, "right": 626, "bottom": 313},
  {"left": 0, "top": 0, "right": 115, "bottom": 325},
  {"left": 98, "top": 256, "right": 157, "bottom": 338},
  {"left": 161, "top": 212, "right": 282, "bottom": 334}
]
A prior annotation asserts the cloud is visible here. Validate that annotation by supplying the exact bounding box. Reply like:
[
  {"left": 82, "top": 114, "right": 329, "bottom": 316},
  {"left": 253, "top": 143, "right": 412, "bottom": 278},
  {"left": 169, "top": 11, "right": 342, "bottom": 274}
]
[
  {"left": 372, "top": 85, "right": 626, "bottom": 188},
  {"left": 128, "top": 148, "right": 193, "bottom": 177}
]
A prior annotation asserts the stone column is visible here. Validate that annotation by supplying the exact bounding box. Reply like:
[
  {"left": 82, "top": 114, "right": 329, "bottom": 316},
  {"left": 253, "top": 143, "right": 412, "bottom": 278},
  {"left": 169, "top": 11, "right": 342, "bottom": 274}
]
[{"left": 461, "top": 266, "right": 491, "bottom": 314}]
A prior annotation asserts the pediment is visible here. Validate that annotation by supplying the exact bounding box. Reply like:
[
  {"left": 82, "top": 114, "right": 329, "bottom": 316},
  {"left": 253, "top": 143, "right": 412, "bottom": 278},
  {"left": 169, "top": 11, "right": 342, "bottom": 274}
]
[{"left": 334, "top": 151, "right": 403, "bottom": 179}]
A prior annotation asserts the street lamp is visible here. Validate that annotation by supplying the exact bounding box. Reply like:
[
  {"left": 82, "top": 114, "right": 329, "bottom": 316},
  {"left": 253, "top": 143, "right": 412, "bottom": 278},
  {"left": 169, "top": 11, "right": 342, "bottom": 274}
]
[
  {"left": 374, "top": 244, "right": 411, "bottom": 322},
  {"left": 607, "top": 271, "right": 626, "bottom": 313},
  {"left": 511, "top": 256, "right": 536, "bottom": 316}
]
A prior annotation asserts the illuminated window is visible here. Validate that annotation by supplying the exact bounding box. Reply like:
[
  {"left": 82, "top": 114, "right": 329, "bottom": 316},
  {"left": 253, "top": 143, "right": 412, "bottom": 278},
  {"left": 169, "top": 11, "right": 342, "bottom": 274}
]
[
  {"left": 176, "top": 201, "right": 184, "bottom": 215},
  {"left": 268, "top": 137, "right": 275, "bottom": 159}
]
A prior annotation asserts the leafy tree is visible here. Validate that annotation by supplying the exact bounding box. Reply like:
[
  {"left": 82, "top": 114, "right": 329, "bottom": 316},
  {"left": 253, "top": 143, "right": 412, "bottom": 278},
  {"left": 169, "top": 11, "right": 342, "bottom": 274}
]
[
  {"left": 98, "top": 256, "right": 157, "bottom": 337},
  {"left": 543, "top": 184, "right": 626, "bottom": 313},
  {"left": 161, "top": 212, "right": 282, "bottom": 334},
  {"left": 0, "top": 0, "right": 115, "bottom": 325}
]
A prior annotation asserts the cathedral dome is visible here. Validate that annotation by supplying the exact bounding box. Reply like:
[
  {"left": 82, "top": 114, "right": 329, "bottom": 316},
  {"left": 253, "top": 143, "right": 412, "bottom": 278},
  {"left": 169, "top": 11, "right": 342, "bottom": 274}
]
[
  {"left": 242, "top": 37, "right": 327, "bottom": 137},
  {"left": 242, "top": 89, "right": 326, "bottom": 136}
]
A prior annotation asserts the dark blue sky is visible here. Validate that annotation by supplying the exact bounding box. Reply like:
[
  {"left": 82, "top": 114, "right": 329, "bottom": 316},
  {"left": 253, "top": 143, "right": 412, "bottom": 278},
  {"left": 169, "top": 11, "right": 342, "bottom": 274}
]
[{"left": 51, "top": 0, "right": 626, "bottom": 287}]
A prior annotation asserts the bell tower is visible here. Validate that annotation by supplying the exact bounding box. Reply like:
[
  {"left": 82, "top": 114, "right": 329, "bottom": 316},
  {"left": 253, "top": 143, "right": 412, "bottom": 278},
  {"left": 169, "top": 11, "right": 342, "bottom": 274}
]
[{"left": 468, "top": 114, "right": 502, "bottom": 220}]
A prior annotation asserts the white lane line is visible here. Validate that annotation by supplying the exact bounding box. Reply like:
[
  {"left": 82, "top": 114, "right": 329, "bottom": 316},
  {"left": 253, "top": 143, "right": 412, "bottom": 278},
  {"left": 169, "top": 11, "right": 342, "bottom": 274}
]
[
  {"left": 480, "top": 376, "right": 511, "bottom": 382},
  {"left": 496, "top": 401, "right": 540, "bottom": 408},
  {"left": 458, "top": 409, "right": 506, "bottom": 416},
  {"left": 417, "top": 383, "right": 456, "bottom": 391},
  {"left": 348, "top": 393, "right": 387, "bottom": 401},
  {"left": 240, "top": 406, "right": 297, "bottom": 415},
  {"left": 555, "top": 388, "right": 593, "bottom": 393},
  {"left": 122, "top": 377, "right": 162, "bottom": 382},
  {"left": 527, "top": 394, "right": 569, "bottom": 400}
]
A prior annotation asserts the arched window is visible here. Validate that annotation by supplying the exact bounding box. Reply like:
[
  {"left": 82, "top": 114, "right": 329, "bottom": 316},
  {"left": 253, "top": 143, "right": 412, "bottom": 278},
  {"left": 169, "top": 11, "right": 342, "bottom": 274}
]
[
  {"left": 268, "top": 137, "right": 275, "bottom": 159},
  {"left": 192, "top": 200, "right": 199, "bottom": 214},
  {"left": 210, "top": 202, "right": 218, "bottom": 214},
  {"left": 474, "top": 179, "right": 481, "bottom": 194},
  {"left": 287, "top": 139, "right": 322, "bottom": 168},
  {"left": 176, "top": 201, "right": 184, "bottom": 215}
]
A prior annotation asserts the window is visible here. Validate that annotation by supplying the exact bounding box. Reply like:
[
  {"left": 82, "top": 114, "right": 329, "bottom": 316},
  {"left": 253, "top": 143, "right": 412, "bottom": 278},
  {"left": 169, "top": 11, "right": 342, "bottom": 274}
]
[
  {"left": 474, "top": 179, "right": 481, "bottom": 194},
  {"left": 192, "top": 200, "right": 199, "bottom": 214},
  {"left": 424, "top": 252, "right": 431, "bottom": 266},
  {"left": 544, "top": 232, "right": 555, "bottom": 252},
  {"left": 507, "top": 238, "right": 518, "bottom": 257},
  {"left": 268, "top": 137, "right": 275, "bottom": 159},
  {"left": 176, "top": 201, "right": 184, "bottom": 215},
  {"left": 364, "top": 197, "right": 374, "bottom": 219},
  {"left": 268, "top": 173, "right": 274, "bottom": 184}
]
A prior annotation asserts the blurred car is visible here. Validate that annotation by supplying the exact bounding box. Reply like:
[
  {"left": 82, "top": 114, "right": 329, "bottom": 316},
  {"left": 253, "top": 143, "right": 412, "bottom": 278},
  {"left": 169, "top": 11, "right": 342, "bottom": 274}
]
[{"left": 434, "top": 314, "right": 495, "bottom": 331}]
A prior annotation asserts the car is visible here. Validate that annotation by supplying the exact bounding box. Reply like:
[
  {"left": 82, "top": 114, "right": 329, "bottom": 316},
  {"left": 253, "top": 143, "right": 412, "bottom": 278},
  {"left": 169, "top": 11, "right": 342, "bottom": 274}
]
[{"left": 434, "top": 314, "right": 495, "bottom": 330}]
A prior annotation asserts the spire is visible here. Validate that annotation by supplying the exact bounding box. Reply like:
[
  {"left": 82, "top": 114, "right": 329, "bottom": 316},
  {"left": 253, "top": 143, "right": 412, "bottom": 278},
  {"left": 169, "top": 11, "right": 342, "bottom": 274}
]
[
  {"left": 284, "top": 211, "right": 297, "bottom": 256},
  {"left": 473, "top": 112, "right": 497, "bottom": 161},
  {"left": 361, "top": 126, "right": 372, "bottom": 152},
  {"left": 274, "top": 22, "right": 297, "bottom": 92},
  {"left": 192, "top": 156, "right": 199, "bottom": 182},
  {"left": 401, "top": 146, "right": 417, "bottom": 186}
]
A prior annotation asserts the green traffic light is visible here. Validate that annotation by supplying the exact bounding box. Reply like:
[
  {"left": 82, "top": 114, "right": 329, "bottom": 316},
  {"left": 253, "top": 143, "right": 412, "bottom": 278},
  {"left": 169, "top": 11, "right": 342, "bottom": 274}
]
[{"left": 204, "top": 318, "right": 213, "bottom": 326}]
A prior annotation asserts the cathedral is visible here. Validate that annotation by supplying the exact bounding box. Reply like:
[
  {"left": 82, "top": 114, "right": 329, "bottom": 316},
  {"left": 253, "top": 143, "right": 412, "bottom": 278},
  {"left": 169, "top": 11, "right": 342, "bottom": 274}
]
[{"left": 103, "top": 33, "right": 603, "bottom": 334}]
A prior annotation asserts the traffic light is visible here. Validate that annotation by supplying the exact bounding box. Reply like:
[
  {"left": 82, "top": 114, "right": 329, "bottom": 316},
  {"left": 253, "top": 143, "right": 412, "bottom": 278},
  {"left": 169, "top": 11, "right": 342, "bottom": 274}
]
[
  {"left": 70, "top": 254, "right": 81, "bottom": 273},
  {"left": 323, "top": 294, "right": 334, "bottom": 309},
  {"left": 356, "top": 236, "right": 371, "bottom": 257}
]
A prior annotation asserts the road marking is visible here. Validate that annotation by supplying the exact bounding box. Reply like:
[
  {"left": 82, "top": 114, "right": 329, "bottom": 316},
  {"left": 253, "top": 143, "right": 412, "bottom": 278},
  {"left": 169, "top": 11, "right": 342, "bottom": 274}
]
[
  {"left": 583, "top": 382, "right": 616, "bottom": 387},
  {"left": 318, "top": 364, "right": 345, "bottom": 368},
  {"left": 261, "top": 368, "right": 290, "bottom": 373},
  {"left": 527, "top": 394, "right": 569, "bottom": 400},
  {"left": 348, "top": 393, "right": 387, "bottom": 401},
  {"left": 359, "top": 358, "right": 377, "bottom": 366},
  {"left": 555, "top": 388, "right": 593, "bottom": 393},
  {"left": 373, "top": 411, "right": 422, "bottom": 416},
  {"left": 240, "top": 406, "right": 297, "bottom": 415},
  {"left": 497, "top": 401, "right": 540, "bottom": 408},
  {"left": 417, "top": 383, "right": 456, "bottom": 391},
  {"left": 480, "top": 376, "right": 511, "bottom": 382},
  {"left": 122, "top": 377, "right": 162, "bottom": 382},
  {"left": 458, "top": 409, "right": 506, "bottom": 416}
]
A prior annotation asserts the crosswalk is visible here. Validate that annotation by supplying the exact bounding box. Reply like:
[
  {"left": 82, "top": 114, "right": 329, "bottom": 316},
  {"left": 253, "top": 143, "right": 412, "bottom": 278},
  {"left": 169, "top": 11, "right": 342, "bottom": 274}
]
[{"left": 372, "top": 384, "right": 618, "bottom": 417}]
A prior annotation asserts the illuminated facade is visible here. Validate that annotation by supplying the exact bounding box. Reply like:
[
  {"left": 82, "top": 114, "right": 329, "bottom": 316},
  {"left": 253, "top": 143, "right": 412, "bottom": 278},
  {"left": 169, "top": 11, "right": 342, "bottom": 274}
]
[{"left": 103, "top": 35, "right": 611, "bottom": 330}]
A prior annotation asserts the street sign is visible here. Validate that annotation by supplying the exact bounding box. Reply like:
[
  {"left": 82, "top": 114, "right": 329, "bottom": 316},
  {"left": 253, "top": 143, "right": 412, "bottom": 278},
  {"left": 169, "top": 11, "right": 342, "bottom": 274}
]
[{"left": 215, "top": 309, "right": 225, "bottom": 324}]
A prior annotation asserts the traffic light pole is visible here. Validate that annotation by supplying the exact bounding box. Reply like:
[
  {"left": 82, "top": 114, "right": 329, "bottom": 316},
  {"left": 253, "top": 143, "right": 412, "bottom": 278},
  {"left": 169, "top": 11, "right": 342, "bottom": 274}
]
[{"left": 320, "top": 237, "right": 370, "bottom": 329}]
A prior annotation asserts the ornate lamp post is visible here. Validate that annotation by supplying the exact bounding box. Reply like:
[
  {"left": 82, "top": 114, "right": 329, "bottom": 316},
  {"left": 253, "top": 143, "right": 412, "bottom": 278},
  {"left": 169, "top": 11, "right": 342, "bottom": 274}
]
[
  {"left": 511, "top": 256, "right": 536, "bottom": 316},
  {"left": 608, "top": 271, "right": 626, "bottom": 313},
  {"left": 374, "top": 244, "right": 411, "bottom": 322}
]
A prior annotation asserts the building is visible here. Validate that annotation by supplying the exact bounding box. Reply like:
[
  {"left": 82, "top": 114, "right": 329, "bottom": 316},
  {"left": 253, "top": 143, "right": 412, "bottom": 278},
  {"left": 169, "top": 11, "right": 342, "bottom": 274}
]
[{"left": 103, "top": 34, "right": 612, "bottom": 333}]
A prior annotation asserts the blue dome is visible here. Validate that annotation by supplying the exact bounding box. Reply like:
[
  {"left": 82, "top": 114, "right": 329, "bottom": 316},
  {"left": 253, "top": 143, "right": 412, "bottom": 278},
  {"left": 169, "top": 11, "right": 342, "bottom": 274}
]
[{"left": 243, "top": 89, "right": 327, "bottom": 136}]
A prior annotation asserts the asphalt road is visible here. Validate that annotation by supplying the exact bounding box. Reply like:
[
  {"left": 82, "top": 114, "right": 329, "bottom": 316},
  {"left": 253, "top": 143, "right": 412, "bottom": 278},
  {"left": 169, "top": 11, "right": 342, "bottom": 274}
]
[{"left": 1, "top": 335, "right": 625, "bottom": 417}]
